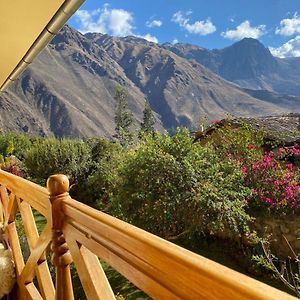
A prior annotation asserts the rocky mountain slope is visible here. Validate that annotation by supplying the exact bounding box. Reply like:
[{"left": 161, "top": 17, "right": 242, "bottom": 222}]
[
  {"left": 163, "top": 38, "right": 300, "bottom": 95},
  {"left": 0, "top": 26, "right": 300, "bottom": 138},
  {"left": 0, "top": 27, "right": 150, "bottom": 138}
]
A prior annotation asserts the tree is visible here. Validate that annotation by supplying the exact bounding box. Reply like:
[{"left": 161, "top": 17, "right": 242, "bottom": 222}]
[
  {"left": 140, "top": 99, "right": 155, "bottom": 134},
  {"left": 114, "top": 86, "right": 134, "bottom": 146}
]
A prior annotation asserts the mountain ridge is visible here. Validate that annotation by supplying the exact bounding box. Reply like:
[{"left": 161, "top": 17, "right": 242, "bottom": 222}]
[
  {"left": 0, "top": 26, "right": 299, "bottom": 138},
  {"left": 163, "top": 38, "right": 300, "bottom": 94}
]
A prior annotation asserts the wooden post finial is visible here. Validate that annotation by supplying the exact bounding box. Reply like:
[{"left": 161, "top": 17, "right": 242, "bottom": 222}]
[{"left": 47, "top": 174, "right": 69, "bottom": 197}]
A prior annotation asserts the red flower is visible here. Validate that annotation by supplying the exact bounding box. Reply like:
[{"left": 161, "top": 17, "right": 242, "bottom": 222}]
[{"left": 241, "top": 166, "right": 248, "bottom": 174}]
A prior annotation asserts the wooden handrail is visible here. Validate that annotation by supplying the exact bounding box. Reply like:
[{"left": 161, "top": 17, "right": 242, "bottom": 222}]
[
  {"left": 62, "top": 198, "right": 296, "bottom": 300},
  {"left": 0, "top": 170, "right": 297, "bottom": 299},
  {"left": 0, "top": 170, "right": 50, "bottom": 219}
]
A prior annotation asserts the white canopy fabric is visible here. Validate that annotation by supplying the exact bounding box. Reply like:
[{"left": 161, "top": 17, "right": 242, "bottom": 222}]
[{"left": 0, "top": 0, "right": 84, "bottom": 91}]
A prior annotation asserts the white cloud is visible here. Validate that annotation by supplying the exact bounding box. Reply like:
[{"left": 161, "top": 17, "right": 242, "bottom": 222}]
[
  {"left": 221, "top": 20, "right": 266, "bottom": 40},
  {"left": 138, "top": 34, "right": 159, "bottom": 43},
  {"left": 172, "top": 11, "right": 216, "bottom": 35},
  {"left": 269, "top": 35, "right": 300, "bottom": 58},
  {"left": 75, "top": 10, "right": 106, "bottom": 33},
  {"left": 276, "top": 13, "right": 300, "bottom": 36},
  {"left": 146, "top": 19, "right": 163, "bottom": 28},
  {"left": 172, "top": 39, "right": 179, "bottom": 44},
  {"left": 108, "top": 9, "right": 134, "bottom": 36},
  {"left": 185, "top": 20, "right": 216, "bottom": 35},
  {"left": 172, "top": 11, "right": 191, "bottom": 26},
  {"left": 75, "top": 5, "right": 158, "bottom": 43},
  {"left": 75, "top": 4, "right": 134, "bottom": 36}
]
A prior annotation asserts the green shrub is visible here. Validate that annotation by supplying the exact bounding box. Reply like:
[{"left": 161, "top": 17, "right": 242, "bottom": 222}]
[
  {"left": 111, "top": 129, "right": 252, "bottom": 239},
  {"left": 206, "top": 122, "right": 265, "bottom": 162},
  {"left": 24, "top": 138, "right": 91, "bottom": 184},
  {"left": 77, "top": 138, "right": 124, "bottom": 206},
  {"left": 0, "top": 132, "right": 33, "bottom": 159},
  {"left": 184, "top": 146, "right": 252, "bottom": 236}
]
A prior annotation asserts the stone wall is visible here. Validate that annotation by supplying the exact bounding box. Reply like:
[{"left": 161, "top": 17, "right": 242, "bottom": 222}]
[{"left": 254, "top": 216, "right": 300, "bottom": 257}]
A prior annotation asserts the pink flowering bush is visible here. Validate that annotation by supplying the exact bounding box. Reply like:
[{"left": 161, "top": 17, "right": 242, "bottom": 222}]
[
  {"left": 208, "top": 123, "right": 300, "bottom": 214},
  {"left": 240, "top": 145, "right": 300, "bottom": 214}
]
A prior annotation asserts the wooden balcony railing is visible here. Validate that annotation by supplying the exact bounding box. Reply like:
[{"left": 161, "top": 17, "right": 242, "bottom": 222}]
[{"left": 0, "top": 169, "right": 297, "bottom": 299}]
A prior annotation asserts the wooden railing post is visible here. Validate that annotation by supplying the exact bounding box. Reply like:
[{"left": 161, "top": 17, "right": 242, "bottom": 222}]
[{"left": 47, "top": 174, "right": 74, "bottom": 300}]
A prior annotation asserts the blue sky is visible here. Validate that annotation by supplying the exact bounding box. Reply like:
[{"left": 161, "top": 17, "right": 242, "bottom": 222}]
[{"left": 68, "top": 0, "right": 300, "bottom": 57}]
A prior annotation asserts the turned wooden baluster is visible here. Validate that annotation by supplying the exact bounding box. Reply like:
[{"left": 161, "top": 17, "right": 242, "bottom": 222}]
[{"left": 47, "top": 175, "right": 74, "bottom": 300}]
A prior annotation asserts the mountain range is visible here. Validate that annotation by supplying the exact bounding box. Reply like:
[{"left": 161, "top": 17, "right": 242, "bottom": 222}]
[
  {"left": 163, "top": 38, "right": 300, "bottom": 95},
  {"left": 1, "top": 25, "right": 300, "bottom": 138}
]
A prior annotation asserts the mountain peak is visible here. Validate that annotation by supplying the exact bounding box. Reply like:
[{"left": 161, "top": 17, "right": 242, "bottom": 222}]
[
  {"left": 51, "top": 25, "right": 86, "bottom": 48},
  {"left": 227, "top": 37, "right": 271, "bottom": 55},
  {"left": 236, "top": 37, "right": 263, "bottom": 44},
  {"left": 219, "top": 37, "right": 278, "bottom": 80}
]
